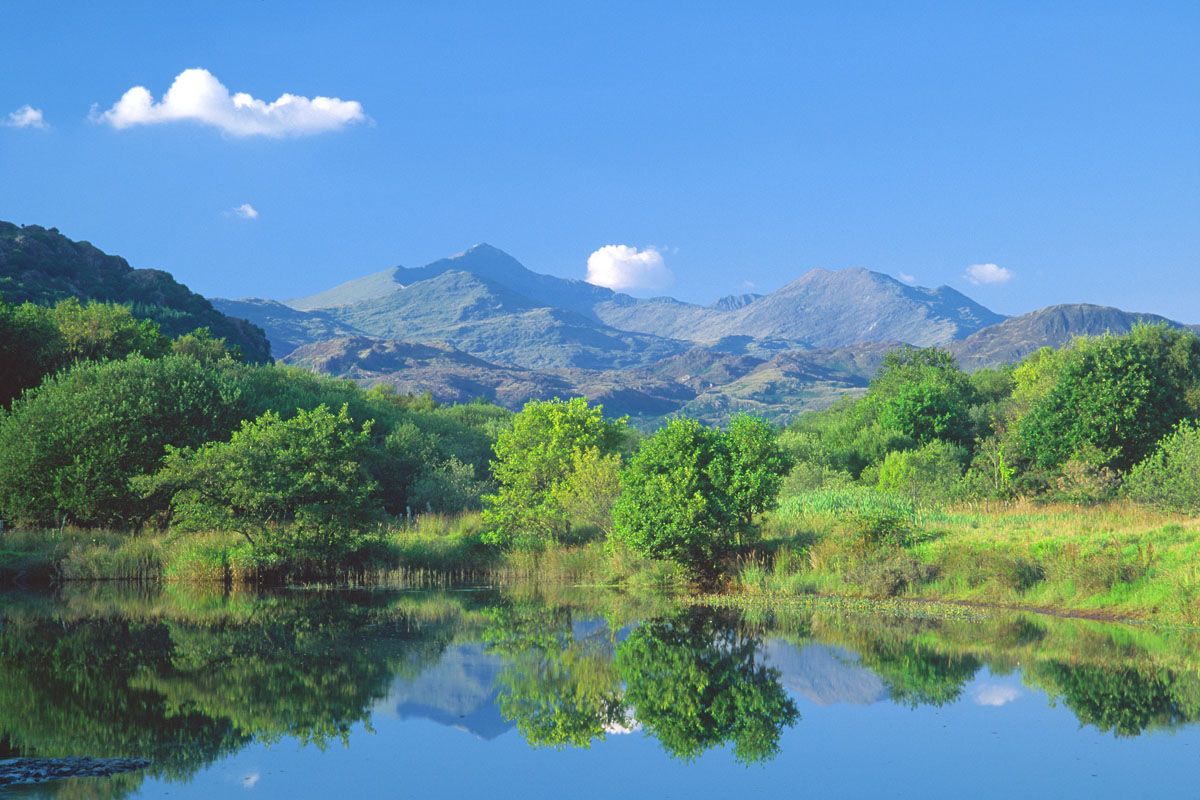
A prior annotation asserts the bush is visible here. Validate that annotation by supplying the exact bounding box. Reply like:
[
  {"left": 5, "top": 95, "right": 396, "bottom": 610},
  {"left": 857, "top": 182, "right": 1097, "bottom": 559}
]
[
  {"left": 611, "top": 415, "right": 793, "bottom": 579},
  {"left": 1125, "top": 420, "right": 1200, "bottom": 513},
  {"left": 876, "top": 440, "right": 968, "bottom": 505},
  {"left": 482, "top": 398, "right": 627, "bottom": 550},
  {"left": 845, "top": 551, "right": 937, "bottom": 598},
  {"left": 0, "top": 355, "right": 243, "bottom": 527}
]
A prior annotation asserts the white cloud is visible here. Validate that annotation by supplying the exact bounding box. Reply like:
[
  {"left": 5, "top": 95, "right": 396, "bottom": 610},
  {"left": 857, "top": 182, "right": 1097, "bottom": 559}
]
[
  {"left": 4, "top": 105, "right": 48, "bottom": 129},
  {"left": 93, "top": 68, "right": 365, "bottom": 137},
  {"left": 585, "top": 245, "right": 673, "bottom": 291},
  {"left": 232, "top": 203, "right": 259, "bottom": 219},
  {"left": 898, "top": 272, "right": 916, "bottom": 284},
  {"left": 965, "top": 263, "right": 1014, "bottom": 285},
  {"left": 241, "top": 771, "right": 261, "bottom": 788},
  {"left": 972, "top": 684, "right": 1021, "bottom": 707}
]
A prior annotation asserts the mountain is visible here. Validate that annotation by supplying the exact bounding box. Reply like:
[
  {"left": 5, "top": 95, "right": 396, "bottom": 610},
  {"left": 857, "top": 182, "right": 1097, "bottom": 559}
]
[
  {"left": 211, "top": 298, "right": 366, "bottom": 355},
  {"left": 948, "top": 303, "right": 1189, "bottom": 370},
  {"left": 0, "top": 221, "right": 272, "bottom": 362},
  {"left": 285, "top": 335, "right": 885, "bottom": 427},
  {"left": 594, "top": 268, "right": 1006, "bottom": 347},
  {"left": 287, "top": 243, "right": 617, "bottom": 320}
]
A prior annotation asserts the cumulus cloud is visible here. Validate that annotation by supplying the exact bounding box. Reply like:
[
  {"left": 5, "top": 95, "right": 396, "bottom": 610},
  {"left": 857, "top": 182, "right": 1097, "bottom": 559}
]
[
  {"left": 93, "top": 68, "right": 365, "bottom": 137},
  {"left": 965, "top": 263, "right": 1014, "bottom": 285},
  {"left": 585, "top": 245, "right": 673, "bottom": 291},
  {"left": 4, "top": 105, "right": 48, "bottom": 129},
  {"left": 231, "top": 203, "right": 259, "bottom": 219},
  {"left": 972, "top": 684, "right": 1021, "bottom": 707}
]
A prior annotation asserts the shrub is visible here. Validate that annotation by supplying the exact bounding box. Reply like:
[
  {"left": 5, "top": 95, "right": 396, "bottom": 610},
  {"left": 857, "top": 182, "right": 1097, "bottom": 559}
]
[
  {"left": 876, "top": 440, "right": 968, "bottom": 505},
  {"left": 1125, "top": 420, "right": 1200, "bottom": 513}
]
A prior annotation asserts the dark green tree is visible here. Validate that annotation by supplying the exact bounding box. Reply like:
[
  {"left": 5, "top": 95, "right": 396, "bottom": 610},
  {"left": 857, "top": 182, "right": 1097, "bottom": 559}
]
[{"left": 137, "top": 404, "right": 377, "bottom": 556}]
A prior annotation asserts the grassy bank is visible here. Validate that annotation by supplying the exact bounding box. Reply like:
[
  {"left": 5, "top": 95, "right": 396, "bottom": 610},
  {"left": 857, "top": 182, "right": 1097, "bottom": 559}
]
[
  {"left": 5, "top": 490, "right": 1198, "bottom": 624},
  {"left": 742, "top": 489, "right": 1200, "bottom": 625},
  {"left": 0, "top": 513, "right": 689, "bottom": 592}
]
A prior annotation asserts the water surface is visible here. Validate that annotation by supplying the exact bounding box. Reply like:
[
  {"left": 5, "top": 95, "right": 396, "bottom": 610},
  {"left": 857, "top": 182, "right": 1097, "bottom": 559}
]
[{"left": 2, "top": 584, "right": 1199, "bottom": 798}]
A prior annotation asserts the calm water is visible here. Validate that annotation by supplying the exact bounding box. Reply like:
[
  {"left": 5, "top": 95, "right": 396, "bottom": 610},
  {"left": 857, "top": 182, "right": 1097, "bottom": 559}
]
[{"left": 2, "top": 584, "right": 1200, "bottom": 798}]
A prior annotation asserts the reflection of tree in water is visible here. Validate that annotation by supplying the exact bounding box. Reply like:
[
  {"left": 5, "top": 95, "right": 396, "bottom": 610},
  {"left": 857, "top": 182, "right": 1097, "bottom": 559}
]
[
  {"left": 483, "top": 602, "right": 626, "bottom": 748},
  {"left": 485, "top": 603, "right": 799, "bottom": 764},
  {"left": 1028, "top": 662, "right": 1200, "bottom": 737},
  {"left": 0, "top": 589, "right": 462, "bottom": 798},
  {"left": 617, "top": 608, "right": 799, "bottom": 764},
  {"left": 856, "top": 637, "right": 982, "bottom": 708}
]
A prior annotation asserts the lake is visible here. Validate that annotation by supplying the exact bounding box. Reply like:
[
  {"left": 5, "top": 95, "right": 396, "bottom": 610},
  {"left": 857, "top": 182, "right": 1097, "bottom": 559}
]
[{"left": 1, "top": 584, "right": 1198, "bottom": 798}]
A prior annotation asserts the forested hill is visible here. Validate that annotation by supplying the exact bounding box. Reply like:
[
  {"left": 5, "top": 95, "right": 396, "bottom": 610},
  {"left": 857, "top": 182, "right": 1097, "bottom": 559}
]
[{"left": 0, "top": 222, "right": 272, "bottom": 363}]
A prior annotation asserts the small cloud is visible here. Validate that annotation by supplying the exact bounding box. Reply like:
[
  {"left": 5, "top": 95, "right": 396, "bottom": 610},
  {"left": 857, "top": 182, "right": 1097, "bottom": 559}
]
[
  {"left": 972, "top": 684, "right": 1021, "bottom": 707},
  {"left": 231, "top": 203, "right": 259, "bottom": 219},
  {"left": 585, "top": 245, "right": 673, "bottom": 291},
  {"left": 898, "top": 272, "right": 916, "bottom": 284},
  {"left": 965, "top": 263, "right": 1014, "bottom": 285},
  {"left": 4, "top": 105, "right": 49, "bottom": 129},
  {"left": 741, "top": 280, "right": 757, "bottom": 290},
  {"left": 241, "top": 771, "right": 261, "bottom": 788},
  {"left": 93, "top": 68, "right": 365, "bottom": 137}
]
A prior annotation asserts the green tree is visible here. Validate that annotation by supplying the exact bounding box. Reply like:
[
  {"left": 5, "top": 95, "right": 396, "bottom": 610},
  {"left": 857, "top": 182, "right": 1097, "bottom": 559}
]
[
  {"left": 867, "top": 346, "right": 978, "bottom": 448},
  {"left": 1013, "top": 324, "right": 1200, "bottom": 473},
  {"left": 876, "top": 439, "right": 968, "bottom": 504},
  {"left": 611, "top": 415, "right": 792, "bottom": 578},
  {"left": 171, "top": 326, "right": 242, "bottom": 363},
  {"left": 137, "top": 404, "right": 377, "bottom": 556},
  {"left": 482, "top": 398, "right": 627, "bottom": 549},
  {"left": 0, "top": 355, "right": 243, "bottom": 527},
  {"left": 1124, "top": 420, "right": 1200, "bottom": 513}
]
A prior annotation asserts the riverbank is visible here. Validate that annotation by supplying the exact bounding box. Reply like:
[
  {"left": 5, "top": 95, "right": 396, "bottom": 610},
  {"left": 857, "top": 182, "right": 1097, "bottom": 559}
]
[{"left": 3, "top": 491, "right": 1197, "bottom": 624}]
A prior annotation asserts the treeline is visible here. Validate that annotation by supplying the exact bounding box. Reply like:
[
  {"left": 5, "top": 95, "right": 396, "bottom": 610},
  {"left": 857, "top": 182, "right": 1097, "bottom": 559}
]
[
  {"left": 782, "top": 323, "right": 1200, "bottom": 512},
  {"left": 0, "top": 297, "right": 513, "bottom": 560}
]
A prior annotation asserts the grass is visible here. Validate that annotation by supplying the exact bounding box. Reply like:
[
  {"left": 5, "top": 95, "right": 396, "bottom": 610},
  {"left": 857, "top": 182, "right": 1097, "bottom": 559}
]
[
  {"left": 742, "top": 489, "right": 1200, "bottom": 625},
  {"left": 6, "top": 490, "right": 1198, "bottom": 623}
]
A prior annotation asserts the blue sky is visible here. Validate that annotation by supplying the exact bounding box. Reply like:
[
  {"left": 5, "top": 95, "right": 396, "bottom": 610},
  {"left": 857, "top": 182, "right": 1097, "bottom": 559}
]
[{"left": 1, "top": 1, "right": 1196, "bottom": 319}]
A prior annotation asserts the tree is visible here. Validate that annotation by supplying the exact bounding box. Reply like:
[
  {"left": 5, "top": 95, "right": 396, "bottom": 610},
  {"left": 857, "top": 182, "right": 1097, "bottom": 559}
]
[
  {"left": 1013, "top": 324, "right": 1200, "bottom": 473},
  {"left": 1124, "top": 420, "right": 1200, "bottom": 513},
  {"left": 171, "top": 326, "right": 242, "bottom": 363},
  {"left": 137, "top": 404, "right": 377, "bottom": 556},
  {"left": 866, "top": 346, "right": 978, "bottom": 448},
  {"left": 611, "top": 415, "right": 792, "bottom": 577},
  {"left": 0, "top": 298, "right": 171, "bottom": 409},
  {"left": 482, "top": 398, "right": 627, "bottom": 550},
  {"left": 0, "top": 355, "right": 243, "bottom": 527}
]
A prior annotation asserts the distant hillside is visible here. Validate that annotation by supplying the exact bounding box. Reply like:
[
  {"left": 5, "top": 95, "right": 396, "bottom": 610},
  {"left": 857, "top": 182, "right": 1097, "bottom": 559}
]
[
  {"left": 287, "top": 243, "right": 616, "bottom": 320},
  {"left": 0, "top": 222, "right": 272, "bottom": 362},
  {"left": 948, "top": 303, "right": 1188, "bottom": 369},
  {"left": 595, "top": 268, "right": 1006, "bottom": 347},
  {"left": 212, "top": 298, "right": 367, "bottom": 356},
  {"left": 285, "top": 335, "right": 886, "bottom": 427}
]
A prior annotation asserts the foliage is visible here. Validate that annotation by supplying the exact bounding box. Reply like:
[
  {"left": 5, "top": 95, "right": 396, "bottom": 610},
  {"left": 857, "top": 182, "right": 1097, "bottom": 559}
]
[
  {"left": 1124, "top": 420, "right": 1200, "bottom": 514},
  {"left": 0, "top": 297, "right": 173, "bottom": 408},
  {"left": 137, "top": 404, "right": 377, "bottom": 557},
  {"left": 876, "top": 439, "right": 968, "bottom": 505},
  {"left": 482, "top": 398, "right": 627, "bottom": 550},
  {"left": 866, "top": 346, "right": 978, "bottom": 448},
  {"left": 1013, "top": 324, "right": 1200, "bottom": 473},
  {"left": 171, "top": 325, "right": 242, "bottom": 363},
  {"left": 0, "top": 356, "right": 243, "bottom": 527},
  {"left": 611, "top": 415, "right": 793, "bottom": 578}
]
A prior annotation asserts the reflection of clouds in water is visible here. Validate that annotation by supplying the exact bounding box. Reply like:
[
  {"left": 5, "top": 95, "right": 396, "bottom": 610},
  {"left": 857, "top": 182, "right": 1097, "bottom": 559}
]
[
  {"left": 605, "top": 711, "right": 641, "bottom": 734},
  {"left": 242, "top": 771, "right": 261, "bottom": 788},
  {"left": 973, "top": 684, "right": 1021, "bottom": 707}
]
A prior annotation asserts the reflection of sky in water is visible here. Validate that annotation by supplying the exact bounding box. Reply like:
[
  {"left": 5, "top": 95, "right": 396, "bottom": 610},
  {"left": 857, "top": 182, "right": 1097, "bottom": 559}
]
[
  {"left": 973, "top": 683, "right": 1022, "bottom": 707},
  {"left": 138, "top": 653, "right": 1200, "bottom": 800}
]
